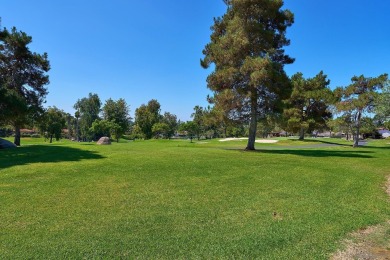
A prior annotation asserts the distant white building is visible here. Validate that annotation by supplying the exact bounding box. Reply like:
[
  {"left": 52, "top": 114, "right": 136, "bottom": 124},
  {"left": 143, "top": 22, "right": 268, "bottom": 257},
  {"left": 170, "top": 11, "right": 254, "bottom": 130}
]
[{"left": 378, "top": 129, "right": 390, "bottom": 138}]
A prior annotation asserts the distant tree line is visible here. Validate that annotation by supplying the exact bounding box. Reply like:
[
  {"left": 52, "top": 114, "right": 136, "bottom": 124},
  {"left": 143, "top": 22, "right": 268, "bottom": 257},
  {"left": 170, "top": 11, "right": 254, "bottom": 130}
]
[{"left": 1, "top": 8, "right": 389, "bottom": 148}]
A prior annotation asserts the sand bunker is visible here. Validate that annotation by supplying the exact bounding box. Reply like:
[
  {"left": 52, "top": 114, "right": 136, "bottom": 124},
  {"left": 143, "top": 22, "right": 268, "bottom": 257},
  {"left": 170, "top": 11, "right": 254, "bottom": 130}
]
[
  {"left": 255, "top": 139, "right": 279, "bottom": 143},
  {"left": 219, "top": 138, "right": 279, "bottom": 144}
]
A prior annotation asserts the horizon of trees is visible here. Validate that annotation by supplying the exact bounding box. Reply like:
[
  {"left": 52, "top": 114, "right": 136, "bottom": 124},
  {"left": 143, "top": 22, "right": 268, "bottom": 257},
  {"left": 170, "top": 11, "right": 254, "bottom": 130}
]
[
  {"left": 1, "top": 73, "right": 389, "bottom": 146},
  {"left": 1, "top": 7, "right": 390, "bottom": 147}
]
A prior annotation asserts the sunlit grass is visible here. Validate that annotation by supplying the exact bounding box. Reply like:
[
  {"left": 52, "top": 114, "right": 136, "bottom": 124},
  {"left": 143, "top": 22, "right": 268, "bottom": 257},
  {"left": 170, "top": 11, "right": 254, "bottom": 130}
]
[{"left": 1, "top": 137, "right": 389, "bottom": 259}]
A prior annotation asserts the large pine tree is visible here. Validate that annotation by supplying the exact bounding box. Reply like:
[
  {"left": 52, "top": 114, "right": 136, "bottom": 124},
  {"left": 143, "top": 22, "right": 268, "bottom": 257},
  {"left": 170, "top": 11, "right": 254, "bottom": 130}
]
[
  {"left": 337, "top": 74, "right": 388, "bottom": 147},
  {"left": 0, "top": 27, "right": 50, "bottom": 146},
  {"left": 284, "top": 71, "right": 333, "bottom": 140},
  {"left": 201, "top": 0, "right": 294, "bottom": 150}
]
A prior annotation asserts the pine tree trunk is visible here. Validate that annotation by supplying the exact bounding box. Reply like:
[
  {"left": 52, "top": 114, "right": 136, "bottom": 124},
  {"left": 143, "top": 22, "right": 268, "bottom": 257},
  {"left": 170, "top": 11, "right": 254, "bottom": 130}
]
[
  {"left": 353, "top": 129, "right": 359, "bottom": 147},
  {"left": 50, "top": 134, "right": 53, "bottom": 143},
  {"left": 76, "top": 119, "right": 79, "bottom": 141},
  {"left": 67, "top": 118, "right": 71, "bottom": 139},
  {"left": 246, "top": 95, "right": 257, "bottom": 150},
  {"left": 14, "top": 125, "right": 21, "bottom": 146},
  {"left": 299, "top": 127, "right": 305, "bottom": 140},
  {"left": 353, "top": 112, "right": 361, "bottom": 148}
]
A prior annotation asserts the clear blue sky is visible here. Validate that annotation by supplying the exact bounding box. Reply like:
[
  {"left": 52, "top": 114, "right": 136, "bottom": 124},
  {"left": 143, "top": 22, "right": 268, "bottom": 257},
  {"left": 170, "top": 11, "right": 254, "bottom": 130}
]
[{"left": 2, "top": 1, "right": 389, "bottom": 121}]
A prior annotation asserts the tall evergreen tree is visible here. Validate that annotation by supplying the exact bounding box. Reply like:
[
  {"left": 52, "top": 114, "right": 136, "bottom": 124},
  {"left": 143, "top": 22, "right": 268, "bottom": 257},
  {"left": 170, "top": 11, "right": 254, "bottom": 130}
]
[
  {"left": 284, "top": 71, "right": 333, "bottom": 140},
  {"left": 0, "top": 27, "right": 50, "bottom": 146},
  {"left": 375, "top": 83, "right": 390, "bottom": 120},
  {"left": 191, "top": 105, "right": 205, "bottom": 140},
  {"left": 336, "top": 74, "right": 388, "bottom": 147},
  {"left": 201, "top": 0, "right": 294, "bottom": 150}
]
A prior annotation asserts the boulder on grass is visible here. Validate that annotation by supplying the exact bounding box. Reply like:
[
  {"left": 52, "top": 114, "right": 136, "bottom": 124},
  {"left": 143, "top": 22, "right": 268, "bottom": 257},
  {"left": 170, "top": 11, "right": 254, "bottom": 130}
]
[
  {"left": 0, "top": 138, "right": 17, "bottom": 149},
  {"left": 97, "top": 137, "right": 111, "bottom": 145}
]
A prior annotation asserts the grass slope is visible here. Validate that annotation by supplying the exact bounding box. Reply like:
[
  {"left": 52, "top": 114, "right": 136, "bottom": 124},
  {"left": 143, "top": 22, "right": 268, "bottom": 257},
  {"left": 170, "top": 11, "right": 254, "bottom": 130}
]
[{"left": 1, "top": 138, "right": 389, "bottom": 259}]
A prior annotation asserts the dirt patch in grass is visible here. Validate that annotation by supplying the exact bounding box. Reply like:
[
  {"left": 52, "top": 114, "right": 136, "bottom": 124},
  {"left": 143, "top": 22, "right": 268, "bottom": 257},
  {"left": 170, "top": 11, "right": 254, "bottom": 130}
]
[
  {"left": 387, "top": 176, "right": 390, "bottom": 197},
  {"left": 331, "top": 176, "right": 390, "bottom": 260}
]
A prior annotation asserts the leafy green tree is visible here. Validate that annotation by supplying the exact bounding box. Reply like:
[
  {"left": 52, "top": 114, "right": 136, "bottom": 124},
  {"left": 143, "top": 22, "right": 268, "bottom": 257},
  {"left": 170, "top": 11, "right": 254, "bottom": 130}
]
[
  {"left": 39, "top": 107, "right": 66, "bottom": 143},
  {"left": 359, "top": 117, "right": 377, "bottom": 138},
  {"left": 201, "top": 107, "right": 217, "bottom": 138},
  {"left": 336, "top": 74, "right": 388, "bottom": 147},
  {"left": 201, "top": 0, "right": 294, "bottom": 150},
  {"left": 0, "top": 81, "right": 8, "bottom": 124},
  {"left": 89, "top": 119, "right": 118, "bottom": 140},
  {"left": 284, "top": 71, "right": 333, "bottom": 140},
  {"left": 74, "top": 93, "right": 101, "bottom": 141},
  {"left": 179, "top": 121, "right": 197, "bottom": 143},
  {"left": 372, "top": 114, "right": 387, "bottom": 128},
  {"left": 102, "top": 98, "right": 131, "bottom": 142},
  {"left": 226, "top": 125, "right": 245, "bottom": 138},
  {"left": 65, "top": 113, "right": 73, "bottom": 139},
  {"left": 200, "top": 106, "right": 224, "bottom": 139},
  {"left": 0, "top": 27, "right": 50, "bottom": 146},
  {"left": 152, "top": 122, "right": 170, "bottom": 138},
  {"left": 326, "top": 118, "right": 338, "bottom": 138},
  {"left": 375, "top": 83, "right": 390, "bottom": 120},
  {"left": 161, "top": 112, "right": 178, "bottom": 139},
  {"left": 135, "top": 99, "right": 161, "bottom": 139},
  {"left": 385, "top": 121, "right": 390, "bottom": 130},
  {"left": 191, "top": 106, "right": 205, "bottom": 140},
  {"left": 335, "top": 114, "right": 354, "bottom": 140},
  {"left": 129, "top": 124, "right": 144, "bottom": 140},
  {"left": 74, "top": 111, "right": 80, "bottom": 141},
  {"left": 256, "top": 115, "right": 277, "bottom": 138}
]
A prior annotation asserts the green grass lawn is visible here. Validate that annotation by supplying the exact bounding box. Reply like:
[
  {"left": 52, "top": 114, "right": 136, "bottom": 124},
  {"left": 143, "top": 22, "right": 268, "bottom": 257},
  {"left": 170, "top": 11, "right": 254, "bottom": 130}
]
[{"left": 1, "top": 137, "right": 389, "bottom": 259}]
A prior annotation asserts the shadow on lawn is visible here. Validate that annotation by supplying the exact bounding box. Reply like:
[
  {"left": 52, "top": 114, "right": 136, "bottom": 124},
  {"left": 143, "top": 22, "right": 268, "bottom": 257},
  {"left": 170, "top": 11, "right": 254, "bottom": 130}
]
[
  {"left": 228, "top": 148, "right": 375, "bottom": 158},
  {"left": 289, "top": 138, "right": 347, "bottom": 146},
  {"left": 289, "top": 139, "right": 390, "bottom": 150},
  {"left": 0, "top": 145, "right": 105, "bottom": 170},
  {"left": 257, "top": 149, "right": 374, "bottom": 158}
]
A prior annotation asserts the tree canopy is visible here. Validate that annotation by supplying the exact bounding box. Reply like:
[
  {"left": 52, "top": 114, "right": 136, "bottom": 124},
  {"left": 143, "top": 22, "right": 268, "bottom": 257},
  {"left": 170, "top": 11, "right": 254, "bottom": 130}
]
[
  {"left": 201, "top": 0, "right": 294, "bottom": 150},
  {"left": 284, "top": 71, "right": 333, "bottom": 140},
  {"left": 74, "top": 93, "right": 101, "bottom": 141},
  {"left": 179, "top": 121, "right": 197, "bottom": 142},
  {"left": 375, "top": 83, "right": 390, "bottom": 120},
  {"left": 39, "top": 106, "right": 66, "bottom": 143},
  {"left": 134, "top": 99, "right": 161, "bottom": 139},
  {"left": 336, "top": 74, "right": 388, "bottom": 147},
  {"left": 0, "top": 27, "right": 50, "bottom": 146},
  {"left": 191, "top": 105, "right": 205, "bottom": 140},
  {"left": 102, "top": 98, "right": 131, "bottom": 142},
  {"left": 161, "top": 112, "right": 178, "bottom": 139}
]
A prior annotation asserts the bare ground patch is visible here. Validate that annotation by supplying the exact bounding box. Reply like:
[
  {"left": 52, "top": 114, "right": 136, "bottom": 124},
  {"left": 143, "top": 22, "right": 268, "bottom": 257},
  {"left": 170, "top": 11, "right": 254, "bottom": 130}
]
[{"left": 331, "top": 176, "right": 390, "bottom": 260}]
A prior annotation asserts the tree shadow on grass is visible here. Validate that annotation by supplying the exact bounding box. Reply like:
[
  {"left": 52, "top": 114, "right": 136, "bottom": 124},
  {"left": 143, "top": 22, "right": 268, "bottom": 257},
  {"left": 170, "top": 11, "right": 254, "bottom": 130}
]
[
  {"left": 259, "top": 149, "right": 374, "bottom": 158},
  {"left": 0, "top": 145, "right": 105, "bottom": 170},
  {"left": 288, "top": 138, "right": 390, "bottom": 149},
  {"left": 227, "top": 148, "right": 375, "bottom": 158},
  {"left": 289, "top": 138, "right": 347, "bottom": 146}
]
